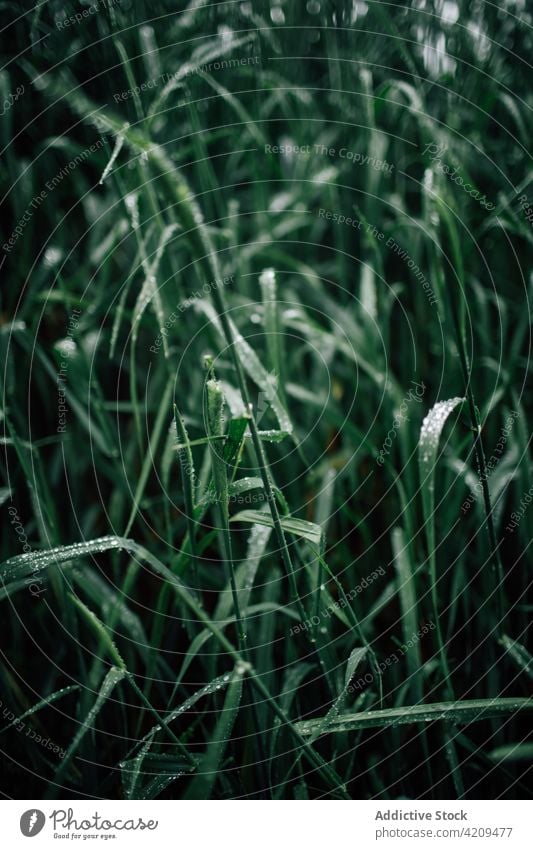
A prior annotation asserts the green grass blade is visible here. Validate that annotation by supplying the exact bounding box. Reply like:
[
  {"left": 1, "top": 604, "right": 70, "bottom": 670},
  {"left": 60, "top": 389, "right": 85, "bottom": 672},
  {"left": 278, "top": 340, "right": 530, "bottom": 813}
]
[
  {"left": 0, "top": 685, "right": 81, "bottom": 735},
  {"left": 174, "top": 404, "right": 199, "bottom": 568},
  {"left": 500, "top": 634, "right": 533, "bottom": 681},
  {"left": 392, "top": 526, "right": 422, "bottom": 702},
  {"left": 419, "top": 396, "right": 464, "bottom": 696},
  {"left": 296, "top": 698, "right": 533, "bottom": 736},
  {"left": 185, "top": 663, "right": 246, "bottom": 799},
  {"left": 231, "top": 509, "right": 323, "bottom": 547},
  {"left": 53, "top": 667, "right": 127, "bottom": 789}
]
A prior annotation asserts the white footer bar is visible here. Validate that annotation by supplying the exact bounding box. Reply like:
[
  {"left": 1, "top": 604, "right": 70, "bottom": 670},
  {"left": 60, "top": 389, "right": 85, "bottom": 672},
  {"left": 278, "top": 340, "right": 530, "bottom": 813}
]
[{"left": 4, "top": 800, "right": 530, "bottom": 848}]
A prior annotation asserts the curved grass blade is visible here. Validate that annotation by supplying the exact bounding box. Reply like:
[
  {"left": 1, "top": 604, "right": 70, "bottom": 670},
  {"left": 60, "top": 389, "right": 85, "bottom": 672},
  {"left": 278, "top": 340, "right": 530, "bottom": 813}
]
[
  {"left": 392, "top": 526, "right": 422, "bottom": 703},
  {"left": 1, "top": 536, "right": 128, "bottom": 589},
  {"left": 500, "top": 634, "right": 533, "bottom": 681},
  {"left": 206, "top": 379, "right": 246, "bottom": 649},
  {"left": 185, "top": 662, "right": 246, "bottom": 799},
  {"left": 295, "top": 698, "right": 533, "bottom": 737},
  {"left": 231, "top": 509, "right": 323, "bottom": 548},
  {"left": 72, "top": 592, "right": 195, "bottom": 766},
  {"left": 419, "top": 396, "right": 464, "bottom": 696},
  {"left": 259, "top": 268, "right": 285, "bottom": 403},
  {"left": 53, "top": 667, "right": 127, "bottom": 788},
  {"left": 71, "top": 567, "right": 148, "bottom": 654},
  {"left": 123, "top": 748, "right": 196, "bottom": 800},
  {"left": 133, "top": 672, "right": 237, "bottom": 763},
  {"left": 279, "top": 649, "right": 367, "bottom": 793},
  {"left": 215, "top": 522, "right": 272, "bottom": 622},
  {"left": 195, "top": 299, "right": 293, "bottom": 435},
  {"left": 0, "top": 685, "right": 80, "bottom": 736},
  {"left": 121, "top": 732, "right": 156, "bottom": 800},
  {"left": 174, "top": 404, "right": 198, "bottom": 570}
]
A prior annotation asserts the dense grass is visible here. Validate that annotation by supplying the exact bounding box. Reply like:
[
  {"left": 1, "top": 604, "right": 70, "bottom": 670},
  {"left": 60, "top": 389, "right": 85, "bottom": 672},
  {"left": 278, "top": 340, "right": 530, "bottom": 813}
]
[{"left": 0, "top": 0, "right": 532, "bottom": 800}]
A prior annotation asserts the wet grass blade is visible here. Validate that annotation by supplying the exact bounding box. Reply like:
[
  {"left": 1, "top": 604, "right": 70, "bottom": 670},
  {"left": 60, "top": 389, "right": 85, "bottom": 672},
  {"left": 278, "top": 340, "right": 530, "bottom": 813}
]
[
  {"left": 295, "top": 698, "right": 533, "bottom": 736},
  {"left": 0, "top": 685, "right": 80, "bottom": 735},
  {"left": 185, "top": 663, "right": 246, "bottom": 799},
  {"left": 500, "top": 634, "right": 533, "bottom": 681},
  {"left": 419, "top": 397, "right": 464, "bottom": 696},
  {"left": 174, "top": 404, "right": 198, "bottom": 570},
  {"left": 392, "top": 526, "right": 422, "bottom": 703},
  {"left": 52, "top": 667, "right": 127, "bottom": 790},
  {"left": 231, "top": 509, "right": 323, "bottom": 548}
]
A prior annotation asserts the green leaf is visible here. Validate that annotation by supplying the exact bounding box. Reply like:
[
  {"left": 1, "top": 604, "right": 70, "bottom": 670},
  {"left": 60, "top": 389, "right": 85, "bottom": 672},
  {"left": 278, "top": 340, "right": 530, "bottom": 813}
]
[
  {"left": 71, "top": 567, "right": 148, "bottom": 652},
  {"left": 1, "top": 536, "right": 129, "bottom": 588},
  {"left": 185, "top": 663, "right": 246, "bottom": 799},
  {"left": 488, "top": 744, "right": 533, "bottom": 763},
  {"left": 174, "top": 404, "right": 198, "bottom": 561},
  {"left": 138, "top": 672, "right": 236, "bottom": 750},
  {"left": 121, "top": 732, "right": 156, "bottom": 800},
  {"left": 195, "top": 300, "right": 293, "bottom": 434},
  {"left": 0, "top": 685, "right": 80, "bottom": 735},
  {"left": 69, "top": 593, "right": 126, "bottom": 671},
  {"left": 309, "top": 647, "right": 367, "bottom": 742},
  {"left": 419, "top": 397, "right": 465, "bottom": 534},
  {"left": 230, "top": 510, "right": 323, "bottom": 548},
  {"left": 277, "top": 648, "right": 367, "bottom": 794},
  {"left": 418, "top": 396, "right": 464, "bottom": 695},
  {"left": 215, "top": 522, "right": 272, "bottom": 622},
  {"left": 123, "top": 747, "right": 197, "bottom": 799},
  {"left": 500, "top": 634, "right": 533, "bottom": 681},
  {"left": 392, "top": 527, "right": 422, "bottom": 701},
  {"left": 223, "top": 416, "right": 249, "bottom": 466},
  {"left": 259, "top": 268, "right": 284, "bottom": 396},
  {"left": 54, "top": 667, "right": 127, "bottom": 785},
  {"left": 295, "top": 698, "right": 533, "bottom": 736}
]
